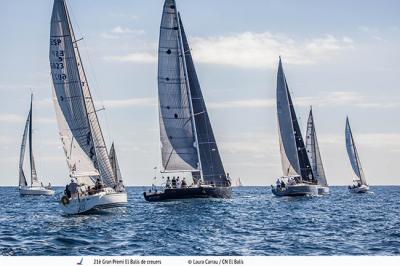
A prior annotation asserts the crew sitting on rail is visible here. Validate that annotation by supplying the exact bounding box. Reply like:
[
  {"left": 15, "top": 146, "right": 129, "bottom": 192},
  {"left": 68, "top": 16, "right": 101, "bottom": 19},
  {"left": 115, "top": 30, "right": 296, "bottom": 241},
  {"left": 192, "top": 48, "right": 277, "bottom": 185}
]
[
  {"left": 181, "top": 178, "right": 187, "bottom": 188},
  {"left": 68, "top": 178, "right": 78, "bottom": 198},
  {"left": 171, "top": 177, "right": 177, "bottom": 188},
  {"left": 94, "top": 178, "right": 103, "bottom": 191},
  {"left": 165, "top": 177, "right": 171, "bottom": 189},
  {"left": 176, "top": 177, "right": 181, "bottom": 188}
]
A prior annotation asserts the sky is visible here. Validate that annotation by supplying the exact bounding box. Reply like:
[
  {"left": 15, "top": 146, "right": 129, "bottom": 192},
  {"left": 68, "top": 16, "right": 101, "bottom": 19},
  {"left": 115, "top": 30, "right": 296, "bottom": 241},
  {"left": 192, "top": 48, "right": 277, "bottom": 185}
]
[{"left": 0, "top": 0, "right": 399, "bottom": 186}]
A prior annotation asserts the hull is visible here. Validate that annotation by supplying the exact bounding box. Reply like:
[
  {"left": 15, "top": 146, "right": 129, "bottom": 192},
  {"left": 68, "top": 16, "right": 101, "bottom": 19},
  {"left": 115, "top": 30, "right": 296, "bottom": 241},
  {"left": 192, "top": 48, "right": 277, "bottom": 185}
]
[
  {"left": 271, "top": 184, "right": 318, "bottom": 197},
  {"left": 349, "top": 185, "right": 369, "bottom": 193},
  {"left": 317, "top": 186, "right": 330, "bottom": 195},
  {"left": 19, "top": 186, "right": 55, "bottom": 196},
  {"left": 60, "top": 190, "right": 128, "bottom": 215},
  {"left": 143, "top": 186, "right": 232, "bottom": 202}
]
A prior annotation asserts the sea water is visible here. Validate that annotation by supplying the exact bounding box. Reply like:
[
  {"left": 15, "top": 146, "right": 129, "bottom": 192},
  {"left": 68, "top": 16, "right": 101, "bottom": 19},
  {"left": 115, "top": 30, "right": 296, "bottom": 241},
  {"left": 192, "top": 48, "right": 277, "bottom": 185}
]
[{"left": 0, "top": 186, "right": 399, "bottom": 255}]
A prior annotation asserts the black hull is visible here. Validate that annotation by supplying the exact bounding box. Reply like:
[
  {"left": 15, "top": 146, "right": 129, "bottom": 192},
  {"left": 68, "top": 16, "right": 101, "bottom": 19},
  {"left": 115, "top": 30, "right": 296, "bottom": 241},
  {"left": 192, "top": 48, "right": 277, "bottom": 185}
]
[{"left": 143, "top": 186, "right": 232, "bottom": 202}]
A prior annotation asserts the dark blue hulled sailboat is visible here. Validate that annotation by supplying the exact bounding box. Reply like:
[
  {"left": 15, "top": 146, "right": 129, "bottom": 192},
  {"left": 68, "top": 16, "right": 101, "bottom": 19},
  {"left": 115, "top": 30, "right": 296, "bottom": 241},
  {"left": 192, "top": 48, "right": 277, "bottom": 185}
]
[{"left": 144, "top": 0, "right": 231, "bottom": 201}]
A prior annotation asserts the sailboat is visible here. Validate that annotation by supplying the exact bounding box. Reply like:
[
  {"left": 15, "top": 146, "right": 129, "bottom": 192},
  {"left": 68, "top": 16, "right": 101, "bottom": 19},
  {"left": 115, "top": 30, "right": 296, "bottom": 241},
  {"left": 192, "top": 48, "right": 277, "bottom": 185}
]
[
  {"left": 19, "top": 94, "right": 55, "bottom": 196},
  {"left": 237, "top": 178, "right": 243, "bottom": 187},
  {"left": 271, "top": 58, "right": 319, "bottom": 196},
  {"left": 143, "top": 0, "right": 232, "bottom": 201},
  {"left": 305, "top": 107, "right": 329, "bottom": 194},
  {"left": 345, "top": 117, "right": 369, "bottom": 193},
  {"left": 49, "top": 0, "right": 127, "bottom": 214}
]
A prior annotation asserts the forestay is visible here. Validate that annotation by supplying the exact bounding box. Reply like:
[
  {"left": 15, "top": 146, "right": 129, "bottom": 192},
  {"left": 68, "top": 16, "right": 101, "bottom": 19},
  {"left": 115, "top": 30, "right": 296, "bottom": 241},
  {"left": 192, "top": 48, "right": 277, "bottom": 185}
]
[
  {"left": 157, "top": 0, "right": 199, "bottom": 172},
  {"left": 49, "top": 0, "right": 115, "bottom": 187},
  {"left": 345, "top": 117, "right": 367, "bottom": 185},
  {"left": 306, "top": 108, "right": 328, "bottom": 186}
]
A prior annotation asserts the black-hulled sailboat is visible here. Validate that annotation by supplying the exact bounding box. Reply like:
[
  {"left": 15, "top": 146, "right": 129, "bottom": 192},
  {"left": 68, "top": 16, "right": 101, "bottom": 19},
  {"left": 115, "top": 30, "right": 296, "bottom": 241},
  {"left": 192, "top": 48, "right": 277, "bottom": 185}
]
[
  {"left": 49, "top": 0, "right": 127, "bottom": 214},
  {"left": 271, "top": 58, "right": 319, "bottom": 196},
  {"left": 346, "top": 117, "right": 369, "bottom": 193},
  {"left": 19, "top": 94, "right": 55, "bottom": 196},
  {"left": 305, "top": 107, "right": 329, "bottom": 194},
  {"left": 144, "top": 0, "right": 231, "bottom": 201}
]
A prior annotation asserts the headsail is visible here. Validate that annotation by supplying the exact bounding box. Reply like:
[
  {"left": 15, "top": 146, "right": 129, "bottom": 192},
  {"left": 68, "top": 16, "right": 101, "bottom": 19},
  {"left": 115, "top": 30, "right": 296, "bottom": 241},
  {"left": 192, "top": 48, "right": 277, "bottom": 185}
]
[
  {"left": 157, "top": 0, "right": 199, "bottom": 172},
  {"left": 28, "top": 95, "right": 39, "bottom": 186},
  {"left": 49, "top": 0, "right": 115, "bottom": 187},
  {"left": 276, "top": 58, "right": 315, "bottom": 182},
  {"left": 306, "top": 107, "right": 328, "bottom": 186},
  {"left": 109, "top": 142, "right": 123, "bottom": 183},
  {"left": 18, "top": 107, "right": 30, "bottom": 187},
  {"left": 179, "top": 14, "right": 228, "bottom": 185},
  {"left": 345, "top": 117, "right": 367, "bottom": 185}
]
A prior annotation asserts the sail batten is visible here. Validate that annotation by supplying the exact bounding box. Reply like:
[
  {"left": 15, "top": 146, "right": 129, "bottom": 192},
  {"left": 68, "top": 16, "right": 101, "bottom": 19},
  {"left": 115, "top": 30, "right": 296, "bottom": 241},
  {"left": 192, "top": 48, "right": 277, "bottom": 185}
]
[
  {"left": 345, "top": 117, "right": 367, "bottom": 185},
  {"left": 276, "top": 58, "right": 315, "bottom": 182},
  {"left": 306, "top": 108, "right": 328, "bottom": 186},
  {"left": 49, "top": 0, "right": 114, "bottom": 187}
]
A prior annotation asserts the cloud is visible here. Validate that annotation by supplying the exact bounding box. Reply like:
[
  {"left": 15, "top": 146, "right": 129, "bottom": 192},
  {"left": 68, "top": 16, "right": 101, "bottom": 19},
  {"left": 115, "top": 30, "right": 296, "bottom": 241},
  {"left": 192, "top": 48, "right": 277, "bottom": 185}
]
[
  {"left": 101, "top": 26, "right": 145, "bottom": 39},
  {"left": 102, "top": 97, "right": 156, "bottom": 108},
  {"left": 190, "top": 32, "right": 354, "bottom": 68},
  {"left": 103, "top": 52, "right": 157, "bottom": 63},
  {"left": 207, "top": 91, "right": 399, "bottom": 109}
]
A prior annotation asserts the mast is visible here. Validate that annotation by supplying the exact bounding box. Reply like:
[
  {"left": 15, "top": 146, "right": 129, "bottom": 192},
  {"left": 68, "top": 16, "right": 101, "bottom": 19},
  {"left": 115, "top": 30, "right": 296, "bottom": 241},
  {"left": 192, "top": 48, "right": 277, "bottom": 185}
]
[{"left": 176, "top": 11, "right": 203, "bottom": 182}]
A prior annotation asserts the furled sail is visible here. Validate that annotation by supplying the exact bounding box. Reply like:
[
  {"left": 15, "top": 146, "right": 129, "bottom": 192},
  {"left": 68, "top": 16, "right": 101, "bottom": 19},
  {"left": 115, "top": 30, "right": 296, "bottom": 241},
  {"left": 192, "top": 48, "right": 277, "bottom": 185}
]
[
  {"left": 345, "top": 117, "right": 367, "bottom": 185},
  {"left": 157, "top": 0, "right": 199, "bottom": 172},
  {"left": 49, "top": 0, "right": 115, "bottom": 187},
  {"left": 109, "top": 142, "right": 122, "bottom": 183},
  {"left": 179, "top": 14, "right": 228, "bottom": 185},
  {"left": 276, "top": 58, "right": 315, "bottom": 182},
  {"left": 306, "top": 108, "right": 328, "bottom": 186}
]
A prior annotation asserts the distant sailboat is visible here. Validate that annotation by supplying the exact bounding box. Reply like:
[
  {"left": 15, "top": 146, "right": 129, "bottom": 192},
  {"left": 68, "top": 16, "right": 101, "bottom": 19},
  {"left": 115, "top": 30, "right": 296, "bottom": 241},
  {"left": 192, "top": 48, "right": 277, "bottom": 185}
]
[
  {"left": 271, "top": 58, "right": 319, "bottom": 196},
  {"left": 345, "top": 117, "right": 369, "bottom": 193},
  {"left": 49, "top": 0, "right": 127, "bottom": 214},
  {"left": 19, "top": 94, "right": 55, "bottom": 196},
  {"left": 237, "top": 178, "right": 243, "bottom": 187},
  {"left": 144, "top": 0, "right": 232, "bottom": 201},
  {"left": 305, "top": 107, "right": 329, "bottom": 194}
]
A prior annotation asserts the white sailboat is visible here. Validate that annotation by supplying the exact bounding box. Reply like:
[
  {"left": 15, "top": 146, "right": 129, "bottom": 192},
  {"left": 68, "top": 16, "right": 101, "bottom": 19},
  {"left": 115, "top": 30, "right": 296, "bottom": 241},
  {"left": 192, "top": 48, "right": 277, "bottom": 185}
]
[
  {"left": 49, "top": 0, "right": 127, "bottom": 214},
  {"left": 144, "top": 0, "right": 232, "bottom": 201},
  {"left": 345, "top": 117, "right": 369, "bottom": 193},
  {"left": 305, "top": 107, "right": 329, "bottom": 194},
  {"left": 271, "top": 58, "right": 319, "bottom": 196},
  {"left": 19, "top": 94, "right": 55, "bottom": 196}
]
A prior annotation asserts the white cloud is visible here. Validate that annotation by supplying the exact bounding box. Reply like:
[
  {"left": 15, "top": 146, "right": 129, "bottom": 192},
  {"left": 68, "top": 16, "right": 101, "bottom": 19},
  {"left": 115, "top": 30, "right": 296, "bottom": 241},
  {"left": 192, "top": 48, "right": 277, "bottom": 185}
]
[
  {"left": 190, "top": 32, "right": 354, "bottom": 68},
  {"left": 103, "top": 52, "right": 157, "bottom": 63},
  {"left": 208, "top": 91, "right": 399, "bottom": 109},
  {"left": 102, "top": 97, "right": 156, "bottom": 108},
  {"left": 101, "top": 26, "right": 145, "bottom": 39}
]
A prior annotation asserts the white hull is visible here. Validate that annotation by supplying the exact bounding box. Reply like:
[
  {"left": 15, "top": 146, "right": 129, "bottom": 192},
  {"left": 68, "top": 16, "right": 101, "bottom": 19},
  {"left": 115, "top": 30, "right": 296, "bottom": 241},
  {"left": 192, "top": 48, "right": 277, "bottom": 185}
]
[
  {"left": 317, "top": 186, "right": 330, "bottom": 195},
  {"left": 349, "top": 185, "right": 369, "bottom": 193},
  {"left": 60, "top": 190, "right": 128, "bottom": 215},
  {"left": 271, "top": 183, "right": 319, "bottom": 197},
  {"left": 19, "top": 186, "right": 55, "bottom": 196}
]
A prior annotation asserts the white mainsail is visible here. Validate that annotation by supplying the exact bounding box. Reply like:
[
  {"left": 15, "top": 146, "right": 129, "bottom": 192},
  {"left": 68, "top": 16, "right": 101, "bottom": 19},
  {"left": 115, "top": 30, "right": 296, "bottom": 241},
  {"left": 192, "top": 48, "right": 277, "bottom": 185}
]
[
  {"left": 345, "top": 117, "right": 367, "bottom": 185},
  {"left": 158, "top": 0, "right": 199, "bottom": 172},
  {"left": 49, "top": 0, "right": 115, "bottom": 187},
  {"left": 276, "top": 58, "right": 315, "bottom": 182},
  {"left": 306, "top": 107, "right": 328, "bottom": 186}
]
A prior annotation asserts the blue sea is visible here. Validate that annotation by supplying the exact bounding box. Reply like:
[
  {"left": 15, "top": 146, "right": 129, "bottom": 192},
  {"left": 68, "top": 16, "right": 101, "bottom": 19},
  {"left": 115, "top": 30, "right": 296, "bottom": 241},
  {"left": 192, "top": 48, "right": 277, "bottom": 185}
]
[{"left": 0, "top": 186, "right": 399, "bottom": 256}]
